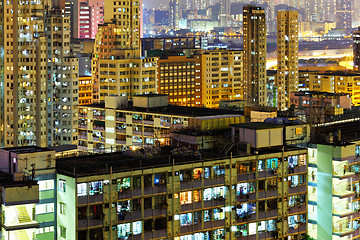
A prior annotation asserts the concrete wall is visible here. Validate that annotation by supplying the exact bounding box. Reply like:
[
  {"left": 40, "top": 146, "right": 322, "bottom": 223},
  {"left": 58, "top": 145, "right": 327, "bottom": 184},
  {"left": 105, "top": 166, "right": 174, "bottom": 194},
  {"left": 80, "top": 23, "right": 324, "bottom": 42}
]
[
  {"left": 56, "top": 174, "right": 76, "bottom": 240},
  {"left": 317, "top": 144, "right": 333, "bottom": 239},
  {"left": 2, "top": 184, "right": 39, "bottom": 205}
]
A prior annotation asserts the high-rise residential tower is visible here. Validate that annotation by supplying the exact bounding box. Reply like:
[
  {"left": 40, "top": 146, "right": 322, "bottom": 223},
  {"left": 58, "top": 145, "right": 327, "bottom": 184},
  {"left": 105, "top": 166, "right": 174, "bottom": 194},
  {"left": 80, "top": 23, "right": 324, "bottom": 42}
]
[
  {"left": 92, "top": 0, "right": 157, "bottom": 103},
  {"left": 169, "top": 0, "right": 180, "bottom": 29},
  {"left": 219, "top": 0, "right": 230, "bottom": 27},
  {"left": 354, "top": 27, "right": 360, "bottom": 71},
  {"left": 0, "top": 0, "right": 48, "bottom": 147},
  {"left": 66, "top": 0, "right": 105, "bottom": 39},
  {"left": 45, "top": 10, "right": 79, "bottom": 146},
  {"left": 103, "top": 0, "right": 140, "bottom": 52},
  {"left": 243, "top": 6, "right": 267, "bottom": 106},
  {"left": 336, "top": 0, "right": 352, "bottom": 33},
  {"left": 276, "top": 10, "right": 299, "bottom": 111}
]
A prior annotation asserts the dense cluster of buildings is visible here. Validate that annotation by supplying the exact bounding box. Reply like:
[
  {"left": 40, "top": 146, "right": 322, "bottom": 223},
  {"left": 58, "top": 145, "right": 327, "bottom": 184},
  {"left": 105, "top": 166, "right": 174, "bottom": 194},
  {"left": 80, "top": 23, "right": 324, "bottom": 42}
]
[
  {"left": 143, "top": 0, "right": 354, "bottom": 38},
  {"left": 3, "top": 112, "right": 360, "bottom": 239},
  {"left": 3, "top": 0, "right": 360, "bottom": 239}
]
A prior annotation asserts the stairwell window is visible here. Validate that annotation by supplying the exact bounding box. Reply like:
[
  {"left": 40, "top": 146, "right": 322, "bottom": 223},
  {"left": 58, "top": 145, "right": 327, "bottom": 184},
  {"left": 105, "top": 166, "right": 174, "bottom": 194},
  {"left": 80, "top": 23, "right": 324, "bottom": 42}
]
[
  {"left": 60, "top": 225, "right": 66, "bottom": 238},
  {"left": 59, "top": 202, "right": 66, "bottom": 215},
  {"left": 58, "top": 180, "right": 66, "bottom": 192}
]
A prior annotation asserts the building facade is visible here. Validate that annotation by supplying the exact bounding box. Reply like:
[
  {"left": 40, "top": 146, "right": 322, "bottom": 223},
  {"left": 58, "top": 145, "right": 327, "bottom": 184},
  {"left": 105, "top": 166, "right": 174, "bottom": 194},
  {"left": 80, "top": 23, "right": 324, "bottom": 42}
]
[
  {"left": 92, "top": 0, "right": 155, "bottom": 103},
  {"left": 307, "top": 72, "right": 360, "bottom": 106},
  {"left": 290, "top": 91, "right": 352, "bottom": 109},
  {"left": 354, "top": 27, "right": 360, "bottom": 72},
  {"left": 201, "top": 50, "right": 243, "bottom": 108},
  {"left": 45, "top": 11, "right": 79, "bottom": 146},
  {"left": 0, "top": 146, "right": 57, "bottom": 240},
  {"left": 308, "top": 122, "right": 360, "bottom": 239},
  {"left": 56, "top": 138, "right": 308, "bottom": 239},
  {"left": 169, "top": 0, "right": 181, "bottom": 29},
  {"left": 157, "top": 55, "right": 202, "bottom": 107},
  {"left": 243, "top": 6, "right": 267, "bottom": 106},
  {"left": 336, "top": 0, "right": 352, "bottom": 33},
  {"left": 93, "top": 58, "right": 157, "bottom": 103},
  {"left": 79, "top": 76, "right": 93, "bottom": 105},
  {"left": 0, "top": 0, "right": 48, "bottom": 147},
  {"left": 276, "top": 10, "right": 299, "bottom": 111},
  {"left": 66, "top": 0, "right": 104, "bottom": 39},
  {"left": 78, "top": 95, "right": 243, "bottom": 152}
]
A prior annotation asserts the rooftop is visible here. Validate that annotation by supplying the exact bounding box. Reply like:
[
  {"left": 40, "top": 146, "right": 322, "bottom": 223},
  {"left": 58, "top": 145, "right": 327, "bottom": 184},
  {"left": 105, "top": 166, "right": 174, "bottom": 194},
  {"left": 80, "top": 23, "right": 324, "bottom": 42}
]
[
  {"left": 294, "top": 91, "right": 349, "bottom": 97},
  {"left": 56, "top": 146, "right": 304, "bottom": 178},
  {"left": 311, "top": 120, "right": 360, "bottom": 145},
  {"left": 1, "top": 146, "right": 53, "bottom": 154},
  {"left": 316, "top": 71, "right": 360, "bottom": 77},
  {"left": 57, "top": 148, "right": 221, "bottom": 177},
  {"left": 80, "top": 103, "right": 242, "bottom": 117},
  {"left": 0, "top": 171, "right": 37, "bottom": 188},
  {"left": 230, "top": 122, "right": 284, "bottom": 130}
]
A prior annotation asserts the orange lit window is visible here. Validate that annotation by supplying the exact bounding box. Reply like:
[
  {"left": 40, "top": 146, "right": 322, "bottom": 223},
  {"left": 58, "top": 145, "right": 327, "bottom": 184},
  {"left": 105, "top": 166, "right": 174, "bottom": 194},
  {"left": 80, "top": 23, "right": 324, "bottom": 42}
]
[
  {"left": 193, "top": 168, "right": 203, "bottom": 179},
  {"left": 180, "top": 191, "right": 192, "bottom": 205}
]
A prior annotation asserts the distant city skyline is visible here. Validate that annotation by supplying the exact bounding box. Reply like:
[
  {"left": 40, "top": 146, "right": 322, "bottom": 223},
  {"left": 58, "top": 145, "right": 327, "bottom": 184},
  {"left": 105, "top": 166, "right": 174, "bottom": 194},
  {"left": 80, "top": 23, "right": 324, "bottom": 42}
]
[{"left": 143, "top": 0, "right": 168, "bottom": 9}]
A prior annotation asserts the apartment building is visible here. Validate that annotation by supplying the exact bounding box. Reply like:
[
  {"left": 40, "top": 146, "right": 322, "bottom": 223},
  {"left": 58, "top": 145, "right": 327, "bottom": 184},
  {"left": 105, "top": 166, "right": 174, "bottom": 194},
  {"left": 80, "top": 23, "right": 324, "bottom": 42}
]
[
  {"left": 92, "top": 20, "right": 156, "bottom": 103},
  {"left": 0, "top": 0, "right": 48, "bottom": 147},
  {"left": 201, "top": 50, "right": 243, "bottom": 108},
  {"left": 0, "top": 171, "right": 39, "bottom": 240},
  {"left": 156, "top": 50, "right": 243, "bottom": 108},
  {"left": 308, "top": 72, "right": 360, "bottom": 106},
  {"left": 243, "top": 6, "right": 267, "bottom": 106},
  {"left": 79, "top": 76, "right": 93, "bottom": 105},
  {"left": 78, "top": 94, "right": 243, "bottom": 152},
  {"left": 58, "top": 122, "right": 308, "bottom": 239},
  {"left": 290, "top": 91, "right": 351, "bottom": 109},
  {"left": 308, "top": 121, "right": 360, "bottom": 239},
  {"left": 94, "top": 58, "right": 157, "bottom": 102},
  {"left": 277, "top": 10, "right": 299, "bottom": 111},
  {"left": 66, "top": 0, "right": 105, "bottom": 39},
  {"left": 0, "top": 146, "right": 56, "bottom": 240},
  {"left": 45, "top": 11, "right": 79, "bottom": 146},
  {"left": 157, "top": 55, "right": 202, "bottom": 107}
]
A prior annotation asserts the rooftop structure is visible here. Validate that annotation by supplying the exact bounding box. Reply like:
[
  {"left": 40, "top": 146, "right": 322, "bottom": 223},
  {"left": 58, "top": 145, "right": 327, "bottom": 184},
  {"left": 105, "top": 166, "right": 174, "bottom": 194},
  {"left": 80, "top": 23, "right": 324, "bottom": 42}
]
[{"left": 78, "top": 95, "right": 244, "bottom": 152}]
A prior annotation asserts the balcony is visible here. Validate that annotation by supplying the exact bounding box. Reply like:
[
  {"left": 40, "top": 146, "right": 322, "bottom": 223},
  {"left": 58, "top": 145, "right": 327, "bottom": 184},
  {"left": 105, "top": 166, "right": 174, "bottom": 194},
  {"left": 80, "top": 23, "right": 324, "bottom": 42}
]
[
  {"left": 143, "top": 120, "right": 154, "bottom": 125},
  {"left": 93, "top": 126, "right": 105, "bottom": 131},
  {"left": 116, "top": 117, "right": 126, "bottom": 122},
  {"left": 78, "top": 194, "right": 103, "bottom": 205},
  {"left": 116, "top": 140, "right": 126, "bottom": 145},
  {"left": 79, "top": 135, "right": 87, "bottom": 140},
  {"left": 333, "top": 218, "right": 356, "bottom": 237},
  {"left": 116, "top": 128, "right": 126, "bottom": 134},
  {"left": 78, "top": 218, "right": 103, "bottom": 229},
  {"left": 93, "top": 115, "right": 105, "bottom": 120}
]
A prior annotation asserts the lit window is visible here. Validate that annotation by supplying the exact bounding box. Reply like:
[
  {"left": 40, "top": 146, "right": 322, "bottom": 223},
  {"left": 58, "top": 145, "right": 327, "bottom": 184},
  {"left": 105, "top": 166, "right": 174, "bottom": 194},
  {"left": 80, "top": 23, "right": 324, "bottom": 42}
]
[
  {"left": 89, "top": 181, "right": 103, "bottom": 195},
  {"left": 180, "top": 213, "right": 192, "bottom": 226},
  {"left": 180, "top": 191, "right": 192, "bottom": 205},
  {"left": 59, "top": 202, "right": 66, "bottom": 215},
  {"left": 117, "top": 178, "right": 130, "bottom": 192},
  {"left": 77, "top": 183, "right": 87, "bottom": 196},
  {"left": 58, "top": 180, "right": 66, "bottom": 192},
  {"left": 60, "top": 226, "right": 66, "bottom": 238},
  {"left": 39, "top": 180, "right": 54, "bottom": 191}
]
